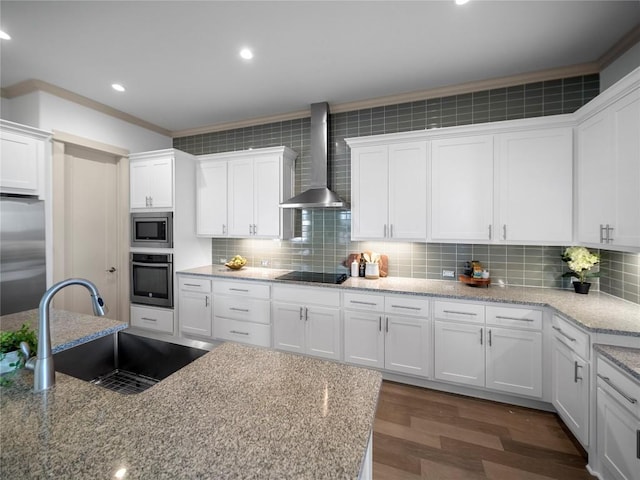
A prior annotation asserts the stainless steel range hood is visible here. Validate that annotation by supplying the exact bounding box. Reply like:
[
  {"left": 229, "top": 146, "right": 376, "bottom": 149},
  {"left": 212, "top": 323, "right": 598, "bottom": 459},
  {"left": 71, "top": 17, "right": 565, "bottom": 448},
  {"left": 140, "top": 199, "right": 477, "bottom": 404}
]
[{"left": 280, "top": 102, "right": 349, "bottom": 209}]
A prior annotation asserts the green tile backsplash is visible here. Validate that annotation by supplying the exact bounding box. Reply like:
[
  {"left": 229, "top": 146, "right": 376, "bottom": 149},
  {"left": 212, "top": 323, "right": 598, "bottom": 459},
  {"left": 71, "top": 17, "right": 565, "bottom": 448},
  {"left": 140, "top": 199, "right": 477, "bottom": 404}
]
[{"left": 173, "top": 73, "right": 638, "bottom": 304}]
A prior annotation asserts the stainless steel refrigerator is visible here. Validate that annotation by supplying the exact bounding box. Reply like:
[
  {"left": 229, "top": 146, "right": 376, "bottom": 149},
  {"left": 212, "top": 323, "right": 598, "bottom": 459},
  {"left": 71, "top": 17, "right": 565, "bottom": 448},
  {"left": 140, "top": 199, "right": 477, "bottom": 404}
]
[{"left": 0, "top": 194, "right": 46, "bottom": 315}]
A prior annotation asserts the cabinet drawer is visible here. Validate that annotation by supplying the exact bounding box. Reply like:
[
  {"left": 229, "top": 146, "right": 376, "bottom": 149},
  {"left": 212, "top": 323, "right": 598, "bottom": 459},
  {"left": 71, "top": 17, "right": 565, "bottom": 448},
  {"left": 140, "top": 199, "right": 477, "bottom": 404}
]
[
  {"left": 178, "top": 276, "right": 212, "bottom": 293},
  {"left": 214, "top": 296, "right": 270, "bottom": 325},
  {"left": 597, "top": 356, "right": 640, "bottom": 418},
  {"left": 434, "top": 301, "right": 485, "bottom": 324},
  {"left": 272, "top": 285, "right": 340, "bottom": 307},
  {"left": 213, "top": 317, "right": 271, "bottom": 348},
  {"left": 486, "top": 305, "right": 542, "bottom": 330},
  {"left": 213, "top": 280, "right": 270, "bottom": 299},
  {"left": 385, "top": 295, "right": 429, "bottom": 317},
  {"left": 343, "top": 292, "right": 384, "bottom": 312},
  {"left": 130, "top": 305, "right": 174, "bottom": 334},
  {"left": 552, "top": 314, "right": 590, "bottom": 360}
]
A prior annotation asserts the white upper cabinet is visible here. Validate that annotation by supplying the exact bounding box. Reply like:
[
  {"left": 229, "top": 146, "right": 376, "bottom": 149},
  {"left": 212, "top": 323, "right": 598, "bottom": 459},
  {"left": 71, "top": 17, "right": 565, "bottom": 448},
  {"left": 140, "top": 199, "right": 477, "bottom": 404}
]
[
  {"left": 431, "top": 135, "right": 494, "bottom": 242},
  {"left": 496, "top": 127, "right": 573, "bottom": 244},
  {"left": 0, "top": 120, "right": 50, "bottom": 199},
  {"left": 130, "top": 152, "right": 173, "bottom": 210},
  {"left": 349, "top": 138, "right": 427, "bottom": 241},
  {"left": 196, "top": 146, "right": 296, "bottom": 239},
  {"left": 576, "top": 69, "right": 640, "bottom": 251}
]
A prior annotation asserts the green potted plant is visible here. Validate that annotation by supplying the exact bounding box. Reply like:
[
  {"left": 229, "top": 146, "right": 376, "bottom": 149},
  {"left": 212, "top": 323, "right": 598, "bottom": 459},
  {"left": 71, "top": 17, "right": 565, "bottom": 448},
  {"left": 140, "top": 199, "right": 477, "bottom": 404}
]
[
  {"left": 0, "top": 323, "right": 37, "bottom": 386},
  {"left": 561, "top": 246, "right": 600, "bottom": 294}
]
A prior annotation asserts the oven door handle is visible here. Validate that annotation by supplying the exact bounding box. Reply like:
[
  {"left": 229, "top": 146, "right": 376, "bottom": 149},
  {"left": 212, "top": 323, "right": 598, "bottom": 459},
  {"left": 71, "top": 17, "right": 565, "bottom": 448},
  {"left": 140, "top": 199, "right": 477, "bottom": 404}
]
[{"left": 132, "top": 262, "right": 172, "bottom": 268}]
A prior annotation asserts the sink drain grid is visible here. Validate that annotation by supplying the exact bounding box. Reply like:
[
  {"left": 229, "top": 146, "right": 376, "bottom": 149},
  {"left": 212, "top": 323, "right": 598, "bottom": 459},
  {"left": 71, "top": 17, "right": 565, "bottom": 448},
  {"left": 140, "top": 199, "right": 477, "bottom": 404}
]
[{"left": 91, "top": 369, "right": 159, "bottom": 395}]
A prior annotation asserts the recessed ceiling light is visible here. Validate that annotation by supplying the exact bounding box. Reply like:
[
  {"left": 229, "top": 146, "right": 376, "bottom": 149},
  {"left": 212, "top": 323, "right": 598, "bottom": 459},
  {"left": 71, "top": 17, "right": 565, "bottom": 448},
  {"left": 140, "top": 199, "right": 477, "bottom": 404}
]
[
  {"left": 111, "top": 83, "right": 125, "bottom": 92},
  {"left": 239, "top": 48, "right": 254, "bottom": 60},
  {"left": 0, "top": 30, "right": 11, "bottom": 40},
  {"left": 455, "top": 0, "right": 470, "bottom": 4}
]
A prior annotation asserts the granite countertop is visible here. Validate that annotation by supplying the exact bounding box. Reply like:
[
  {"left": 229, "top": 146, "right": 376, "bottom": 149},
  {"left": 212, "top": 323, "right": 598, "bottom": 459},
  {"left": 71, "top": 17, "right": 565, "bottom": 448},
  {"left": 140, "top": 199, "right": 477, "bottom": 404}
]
[
  {"left": 179, "top": 266, "right": 640, "bottom": 337},
  {"left": 1, "top": 311, "right": 382, "bottom": 479},
  {"left": 594, "top": 344, "right": 640, "bottom": 382}
]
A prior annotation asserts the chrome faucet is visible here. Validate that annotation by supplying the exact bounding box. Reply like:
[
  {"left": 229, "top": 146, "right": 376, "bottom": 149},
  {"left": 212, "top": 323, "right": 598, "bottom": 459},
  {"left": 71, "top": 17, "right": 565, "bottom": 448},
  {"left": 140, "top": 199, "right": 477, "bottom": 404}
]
[{"left": 25, "top": 278, "right": 107, "bottom": 392}]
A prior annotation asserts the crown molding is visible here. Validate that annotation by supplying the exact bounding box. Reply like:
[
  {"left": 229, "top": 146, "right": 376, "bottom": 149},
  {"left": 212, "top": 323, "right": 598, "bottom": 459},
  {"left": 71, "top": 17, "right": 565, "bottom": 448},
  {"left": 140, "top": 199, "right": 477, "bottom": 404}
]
[
  {"left": 1, "top": 79, "right": 171, "bottom": 137},
  {"left": 598, "top": 24, "right": 640, "bottom": 69}
]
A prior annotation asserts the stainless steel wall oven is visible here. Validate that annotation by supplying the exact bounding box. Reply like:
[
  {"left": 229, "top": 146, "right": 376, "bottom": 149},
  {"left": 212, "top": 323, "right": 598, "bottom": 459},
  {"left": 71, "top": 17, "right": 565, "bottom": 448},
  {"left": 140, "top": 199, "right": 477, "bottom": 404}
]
[{"left": 130, "top": 253, "right": 173, "bottom": 308}]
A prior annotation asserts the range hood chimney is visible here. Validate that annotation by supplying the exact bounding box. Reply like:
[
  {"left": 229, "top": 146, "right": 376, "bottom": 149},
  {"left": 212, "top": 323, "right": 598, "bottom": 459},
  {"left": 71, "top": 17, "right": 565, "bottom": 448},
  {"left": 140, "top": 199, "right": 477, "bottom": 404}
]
[{"left": 280, "top": 102, "right": 349, "bottom": 209}]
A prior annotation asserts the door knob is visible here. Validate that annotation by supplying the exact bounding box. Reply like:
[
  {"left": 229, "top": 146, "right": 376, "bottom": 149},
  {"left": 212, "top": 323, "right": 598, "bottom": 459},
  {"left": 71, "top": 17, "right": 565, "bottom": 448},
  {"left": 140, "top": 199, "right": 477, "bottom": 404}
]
[{"left": 106, "top": 267, "right": 117, "bottom": 273}]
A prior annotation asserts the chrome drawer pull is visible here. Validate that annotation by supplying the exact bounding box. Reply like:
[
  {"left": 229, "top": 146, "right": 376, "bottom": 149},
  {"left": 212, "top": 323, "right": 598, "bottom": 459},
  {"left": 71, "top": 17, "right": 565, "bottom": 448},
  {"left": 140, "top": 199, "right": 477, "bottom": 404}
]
[
  {"left": 230, "top": 330, "right": 249, "bottom": 336},
  {"left": 390, "top": 304, "right": 421, "bottom": 311},
  {"left": 141, "top": 317, "right": 157, "bottom": 322},
  {"left": 552, "top": 326, "right": 576, "bottom": 342},
  {"left": 184, "top": 283, "right": 201, "bottom": 287},
  {"left": 350, "top": 300, "right": 378, "bottom": 306},
  {"left": 637, "top": 430, "right": 640, "bottom": 460},
  {"left": 229, "top": 288, "right": 249, "bottom": 293},
  {"left": 597, "top": 374, "right": 638, "bottom": 404},
  {"left": 480, "top": 328, "right": 483, "bottom": 345},
  {"left": 495, "top": 315, "right": 534, "bottom": 322},
  {"left": 230, "top": 307, "right": 249, "bottom": 313},
  {"left": 574, "top": 361, "right": 582, "bottom": 383},
  {"left": 443, "top": 310, "right": 477, "bottom": 316}
]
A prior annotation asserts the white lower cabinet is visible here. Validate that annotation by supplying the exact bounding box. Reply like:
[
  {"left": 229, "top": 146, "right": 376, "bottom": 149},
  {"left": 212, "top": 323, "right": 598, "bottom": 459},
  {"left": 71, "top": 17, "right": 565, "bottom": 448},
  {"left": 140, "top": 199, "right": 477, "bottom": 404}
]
[
  {"left": 434, "top": 301, "right": 543, "bottom": 399},
  {"left": 178, "top": 276, "right": 212, "bottom": 338},
  {"left": 130, "top": 304, "right": 174, "bottom": 334},
  {"left": 596, "top": 355, "right": 640, "bottom": 480},
  {"left": 343, "top": 292, "right": 430, "bottom": 377},
  {"left": 272, "top": 285, "right": 341, "bottom": 361}
]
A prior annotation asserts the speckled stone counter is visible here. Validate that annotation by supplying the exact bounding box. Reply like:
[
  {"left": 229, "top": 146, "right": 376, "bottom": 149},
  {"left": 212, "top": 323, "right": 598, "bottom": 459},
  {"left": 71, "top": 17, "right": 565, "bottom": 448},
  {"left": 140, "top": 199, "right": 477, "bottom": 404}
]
[
  {"left": 594, "top": 344, "right": 640, "bottom": 382},
  {"left": 179, "top": 266, "right": 640, "bottom": 337},
  {"left": 0, "top": 308, "right": 128, "bottom": 352},
  {"left": 1, "top": 320, "right": 382, "bottom": 479}
]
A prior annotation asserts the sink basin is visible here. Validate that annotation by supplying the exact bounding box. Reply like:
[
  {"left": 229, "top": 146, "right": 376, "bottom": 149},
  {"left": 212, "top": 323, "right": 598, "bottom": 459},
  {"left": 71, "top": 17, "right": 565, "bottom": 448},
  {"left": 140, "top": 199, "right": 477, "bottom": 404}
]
[{"left": 53, "top": 329, "right": 212, "bottom": 394}]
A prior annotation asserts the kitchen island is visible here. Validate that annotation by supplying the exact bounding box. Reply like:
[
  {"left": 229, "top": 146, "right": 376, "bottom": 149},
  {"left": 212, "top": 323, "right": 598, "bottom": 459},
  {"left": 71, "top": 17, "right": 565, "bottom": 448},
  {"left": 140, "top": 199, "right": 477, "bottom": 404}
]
[{"left": 0, "top": 310, "right": 382, "bottom": 479}]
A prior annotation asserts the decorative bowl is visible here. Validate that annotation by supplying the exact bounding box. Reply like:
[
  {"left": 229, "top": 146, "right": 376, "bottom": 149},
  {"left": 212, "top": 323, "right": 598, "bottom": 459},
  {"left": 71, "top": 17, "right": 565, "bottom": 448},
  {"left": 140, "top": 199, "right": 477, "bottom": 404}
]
[{"left": 225, "top": 256, "right": 247, "bottom": 270}]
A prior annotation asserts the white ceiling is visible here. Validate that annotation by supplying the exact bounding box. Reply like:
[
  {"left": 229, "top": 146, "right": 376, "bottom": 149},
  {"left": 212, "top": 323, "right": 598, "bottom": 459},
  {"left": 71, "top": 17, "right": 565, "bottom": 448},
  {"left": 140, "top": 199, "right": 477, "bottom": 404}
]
[{"left": 1, "top": 1, "right": 639, "bottom": 134}]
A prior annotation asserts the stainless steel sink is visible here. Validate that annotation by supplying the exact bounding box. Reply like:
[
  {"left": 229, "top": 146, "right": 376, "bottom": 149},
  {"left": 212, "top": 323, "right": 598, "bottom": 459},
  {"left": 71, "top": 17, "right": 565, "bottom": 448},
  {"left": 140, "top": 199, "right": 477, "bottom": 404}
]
[{"left": 54, "top": 329, "right": 213, "bottom": 394}]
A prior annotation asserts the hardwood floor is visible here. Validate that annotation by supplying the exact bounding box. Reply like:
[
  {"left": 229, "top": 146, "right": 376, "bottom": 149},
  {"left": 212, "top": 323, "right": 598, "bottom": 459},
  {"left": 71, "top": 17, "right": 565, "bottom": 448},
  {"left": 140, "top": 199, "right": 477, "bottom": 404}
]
[{"left": 373, "top": 381, "right": 595, "bottom": 479}]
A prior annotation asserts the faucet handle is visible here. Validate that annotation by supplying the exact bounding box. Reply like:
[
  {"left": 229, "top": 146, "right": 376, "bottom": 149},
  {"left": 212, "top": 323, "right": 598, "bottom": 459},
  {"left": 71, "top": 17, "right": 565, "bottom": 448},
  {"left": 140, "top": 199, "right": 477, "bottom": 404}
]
[{"left": 19, "top": 342, "right": 36, "bottom": 371}]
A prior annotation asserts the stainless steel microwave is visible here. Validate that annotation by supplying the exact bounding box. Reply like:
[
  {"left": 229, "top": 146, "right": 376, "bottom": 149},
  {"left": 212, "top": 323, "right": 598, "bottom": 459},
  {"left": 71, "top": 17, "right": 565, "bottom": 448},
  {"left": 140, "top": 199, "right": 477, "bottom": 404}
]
[{"left": 131, "top": 212, "right": 173, "bottom": 248}]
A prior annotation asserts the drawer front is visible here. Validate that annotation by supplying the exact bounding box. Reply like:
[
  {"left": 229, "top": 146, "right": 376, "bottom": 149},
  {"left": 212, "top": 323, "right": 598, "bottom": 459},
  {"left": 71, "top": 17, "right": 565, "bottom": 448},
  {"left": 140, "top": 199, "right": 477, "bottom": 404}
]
[
  {"left": 130, "top": 305, "right": 174, "bottom": 334},
  {"left": 214, "top": 296, "right": 270, "bottom": 325},
  {"left": 434, "top": 301, "right": 485, "bottom": 324},
  {"left": 343, "top": 292, "right": 384, "bottom": 312},
  {"left": 486, "top": 305, "right": 542, "bottom": 330},
  {"left": 552, "top": 314, "right": 590, "bottom": 360},
  {"left": 272, "top": 285, "right": 340, "bottom": 307},
  {"left": 385, "top": 295, "right": 430, "bottom": 317},
  {"left": 213, "top": 317, "right": 271, "bottom": 348},
  {"left": 178, "top": 276, "right": 212, "bottom": 293},
  {"left": 597, "top": 356, "right": 640, "bottom": 418},
  {"left": 213, "top": 280, "right": 270, "bottom": 299}
]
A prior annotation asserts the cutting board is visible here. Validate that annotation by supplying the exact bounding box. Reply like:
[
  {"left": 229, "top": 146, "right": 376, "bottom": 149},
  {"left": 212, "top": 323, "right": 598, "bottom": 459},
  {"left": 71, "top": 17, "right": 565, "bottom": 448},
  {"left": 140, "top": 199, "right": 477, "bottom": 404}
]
[{"left": 344, "top": 252, "right": 388, "bottom": 277}]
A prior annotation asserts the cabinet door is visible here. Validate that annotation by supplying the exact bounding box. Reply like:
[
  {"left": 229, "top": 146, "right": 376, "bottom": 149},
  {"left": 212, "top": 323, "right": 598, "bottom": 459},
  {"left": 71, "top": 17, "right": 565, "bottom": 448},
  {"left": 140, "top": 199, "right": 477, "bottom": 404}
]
[
  {"left": 552, "top": 338, "right": 590, "bottom": 446},
  {"left": 388, "top": 141, "right": 427, "bottom": 240},
  {"left": 0, "top": 130, "right": 39, "bottom": 194},
  {"left": 384, "top": 315, "right": 429, "bottom": 377},
  {"left": 597, "top": 387, "right": 640, "bottom": 480},
  {"left": 485, "top": 327, "right": 542, "bottom": 398},
  {"left": 343, "top": 310, "right": 384, "bottom": 368},
  {"left": 253, "top": 154, "right": 281, "bottom": 238},
  {"left": 611, "top": 89, "right": 640, "bottom": 249},
  {"left": 351, "top": 145, "right": 389, "bottom": 240},
  {"left": 577, "top": 109, "right": 613, "bottom": 245},
  {"left": 130, "top": 160, "right": 151, "bottom": 209},
  {"left": 272, "top": 302, "right": 305, "bottom": 354},
  {"left": 148, "top": 157, "right": 173, "bottom": 208},
  {"left": 431, "top": 136, "right": 494, "bottom": 241},
  {"left": 497, "top": 128, "right": 572, "bottom": 244},
  {"left": 306, "top": 306, "right": 341, "bottom": 361},
  {"left": 228, "top": 158, "right": 254, "bottom": 236},
  {"left": 196, "top": 160, "right": 228, "bottom": 236},
  {"left": 434, "top": 320, "right": 485, "bottom": 387},
  {"left": 179, "top": 291, "right": 212, "bottom": 337}
]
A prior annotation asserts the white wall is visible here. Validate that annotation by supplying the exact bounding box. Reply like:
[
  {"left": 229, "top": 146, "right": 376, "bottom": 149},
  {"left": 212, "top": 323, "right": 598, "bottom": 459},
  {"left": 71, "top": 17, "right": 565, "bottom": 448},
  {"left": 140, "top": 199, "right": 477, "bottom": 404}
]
[
  {"left": 601, "top": 41, "right": 640, "bottom": 91},
  {"left": 2, "top": 91, "right": 171, "bottom": 153}
]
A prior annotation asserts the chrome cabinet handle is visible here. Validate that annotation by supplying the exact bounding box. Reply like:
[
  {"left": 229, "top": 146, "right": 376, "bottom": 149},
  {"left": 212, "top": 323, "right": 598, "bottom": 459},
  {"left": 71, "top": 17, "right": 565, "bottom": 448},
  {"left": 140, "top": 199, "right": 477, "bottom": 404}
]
[
  {"left": 488, "top": 329, "right": 492, "bottom": 347},
  {"left": 488, "top": 224, "right": 492, "bottom": 240},
  {"left": 378, "top": 316, "right": 382, "bottom": 332},
  {"left": 222, "top": 224, "right": 226, "bottom": 235},
  {"left": 299, "top": 307, "right": 304, "bottom": 320},
  {"left": 229, "top": 288, "right": 249, "bottom": 293},
  {"left": 383, "top": 224, "right": 387, "bottom": 238},
  {"left": 385, "top": 316, "right": 389, "bottom": 333},
  {"left": 390, "top": 224, "right": 393, "bottom": 238},
  {"left": 599, "top": 224, "right": 605, "bottom": 243},
  {"left": 637, "top": 430, "right": 640, "bottom": 460},
  {"left": 495, "top": 315, "right": 534, "bottom": 322},
  {"left": 443, "top": 310, "right": 477, "bottom": 316},
  {"left": 597, "top": 374, "right": 638, "bottom": 404},
  {"left": 390, "top": 304, "right": 421, "bottom": 311},
  {"left": 230, "top": 307, "right": 249, "bottom": 313},
  {"left": 350, "top": 300, "right": 378, "bottom": 306},
  {"left": 184, "top": 283, "right": 201, "bottom": 287},
  {"left": 606, "top": 224, "right": 614, "bottom": 243},
  {"left": 141, "top": 317, "right": 157, "bottom": 322},
  {"left": 552, "top": 326, "right": 576, "bottom": 342},
  {"left": 249, "top": 224, "right": 253, "bottom": 235},
  {"left": 574, "top": 361, "right": 583, "bottom": 382},
  {"left": 305, "top": 307, "right": 308, "bottom": 321},
  {"left": 230, "top": 330, "right": 249, "bottom": 336},
  {"left": 480, "top": 328, "right": 483, "bottom": 345},
  {"left": 503, "top": 224, "right": 507, "bottom": 240},
  {"left": 205, "top": 296, "right": 210, "bottom": 307}
]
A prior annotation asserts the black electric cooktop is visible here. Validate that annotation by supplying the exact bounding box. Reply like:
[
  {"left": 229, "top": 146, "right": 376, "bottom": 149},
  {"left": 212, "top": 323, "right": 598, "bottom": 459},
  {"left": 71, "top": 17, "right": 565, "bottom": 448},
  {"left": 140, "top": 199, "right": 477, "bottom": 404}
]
[{"left": 276, "top": 271, "right": 348, "bottom": 285}]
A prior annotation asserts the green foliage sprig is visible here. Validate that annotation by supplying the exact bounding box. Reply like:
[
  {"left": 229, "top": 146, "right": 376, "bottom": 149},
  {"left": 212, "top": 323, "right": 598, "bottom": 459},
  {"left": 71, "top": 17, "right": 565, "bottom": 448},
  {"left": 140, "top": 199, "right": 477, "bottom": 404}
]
[{"left": 0, "top": 323, "right": 37, "bottom": 386}]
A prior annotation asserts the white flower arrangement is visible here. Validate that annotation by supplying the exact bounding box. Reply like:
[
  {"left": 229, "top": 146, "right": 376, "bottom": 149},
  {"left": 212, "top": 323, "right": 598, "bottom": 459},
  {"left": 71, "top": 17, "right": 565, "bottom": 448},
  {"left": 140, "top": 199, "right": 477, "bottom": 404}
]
[{"left": 561, "top": 246, "right": 600, "bottom": 284}]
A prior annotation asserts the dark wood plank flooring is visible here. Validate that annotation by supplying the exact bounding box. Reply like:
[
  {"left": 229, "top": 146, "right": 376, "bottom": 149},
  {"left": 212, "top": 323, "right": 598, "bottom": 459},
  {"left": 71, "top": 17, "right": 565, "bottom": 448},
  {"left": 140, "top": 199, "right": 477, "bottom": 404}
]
[{"left": 373, "top": 381, "right": 595, "bottom": 479}]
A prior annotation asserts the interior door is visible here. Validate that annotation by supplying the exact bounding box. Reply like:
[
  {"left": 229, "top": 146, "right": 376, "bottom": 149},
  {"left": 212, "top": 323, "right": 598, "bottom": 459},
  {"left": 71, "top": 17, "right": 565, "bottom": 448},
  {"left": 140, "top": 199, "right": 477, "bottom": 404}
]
[{"left": 59, "top": 144, "right": 120, "bottom": 319}]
